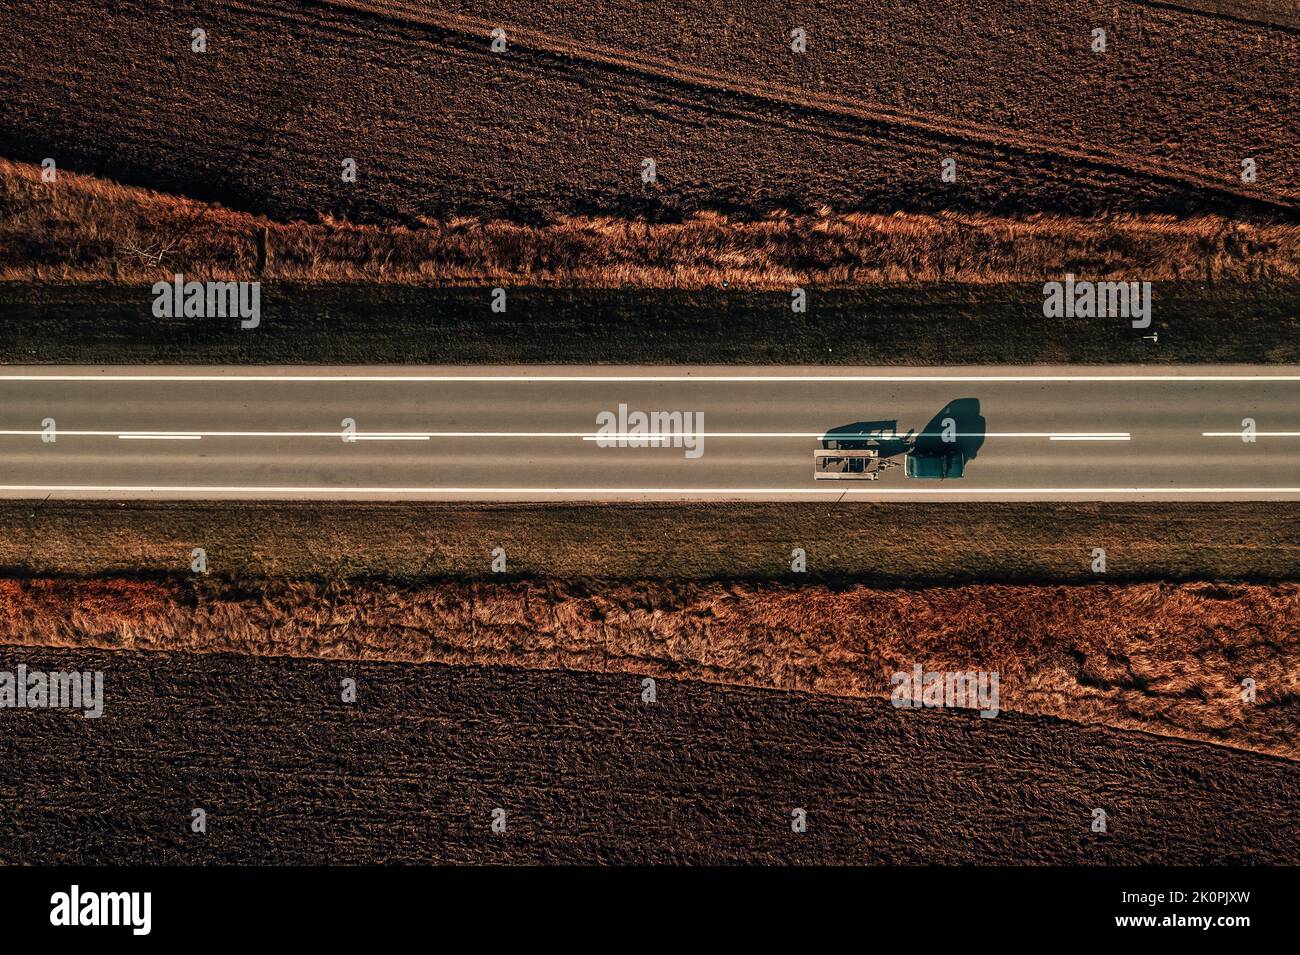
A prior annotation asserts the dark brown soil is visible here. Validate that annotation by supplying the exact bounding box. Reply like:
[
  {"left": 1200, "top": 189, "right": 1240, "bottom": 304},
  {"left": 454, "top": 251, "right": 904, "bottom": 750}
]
[
  {"left": 3, "top": 0, "right": 1295, "bottom": 223},
  {"left": 0, "top": 647, "right": 1295, "bottom": 864}
]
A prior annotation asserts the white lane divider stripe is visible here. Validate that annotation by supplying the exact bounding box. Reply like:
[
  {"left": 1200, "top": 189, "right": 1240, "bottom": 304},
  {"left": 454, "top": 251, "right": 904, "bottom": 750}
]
[
  {"left": 1048, "top": 435, "right": 1131, "bottom": 441},
  {"left": 346, "top": 435, "right": 431, "bottom": 441},
  {"left": 118, "top": 433, "right": 202, "bottom": 441},
  {"left": 117, "top": 434, "right": 202, "bottom": 440}
]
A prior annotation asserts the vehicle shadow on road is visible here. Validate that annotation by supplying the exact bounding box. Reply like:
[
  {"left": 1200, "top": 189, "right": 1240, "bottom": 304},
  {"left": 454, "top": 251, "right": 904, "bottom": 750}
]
[
  {"left": 821, "top": 419, "right": 915, "bottom": 459},
  {"left": 913, "top": 398, "right": 987, "bottom": 467}
]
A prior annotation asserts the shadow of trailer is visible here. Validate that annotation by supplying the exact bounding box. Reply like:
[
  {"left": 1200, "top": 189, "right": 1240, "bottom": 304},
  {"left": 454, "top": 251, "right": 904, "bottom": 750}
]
[{"left": 814, "top": 420, "right": 911, "bottom": 480}]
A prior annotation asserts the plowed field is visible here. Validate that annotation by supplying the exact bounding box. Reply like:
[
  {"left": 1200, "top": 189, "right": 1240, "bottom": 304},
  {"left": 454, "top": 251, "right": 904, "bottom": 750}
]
[{"left": 2, "top": 647, "right": 1295, "bottom": 864}]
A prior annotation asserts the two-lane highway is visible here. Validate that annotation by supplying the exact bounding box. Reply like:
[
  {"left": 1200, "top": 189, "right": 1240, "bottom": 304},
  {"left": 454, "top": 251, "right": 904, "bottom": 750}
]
[{"left": 0, "top": 365, "right": 1297, "bottom": 500}]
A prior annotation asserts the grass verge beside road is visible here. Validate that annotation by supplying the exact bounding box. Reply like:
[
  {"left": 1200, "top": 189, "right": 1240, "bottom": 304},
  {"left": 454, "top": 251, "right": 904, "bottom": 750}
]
[
  {"left": 3, "top": 282, "right": 1299, "bottom": 365},
  {"left": 0, "top": 501, "right": 1297, "bottom": 583}
]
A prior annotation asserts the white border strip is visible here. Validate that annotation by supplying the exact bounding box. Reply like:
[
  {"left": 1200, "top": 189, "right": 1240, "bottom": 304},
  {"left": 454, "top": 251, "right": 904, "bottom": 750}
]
[
  {"left": 1, "top": 374, "right": 1299, "bottom": 383},
  {"left": 0, "top": 485, "right": 1296, "bottom": 495}
]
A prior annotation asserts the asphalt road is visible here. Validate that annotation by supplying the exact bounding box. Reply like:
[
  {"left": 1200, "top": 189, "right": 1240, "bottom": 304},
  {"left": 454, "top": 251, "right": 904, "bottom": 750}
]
[{"left": 0, "top": 365, "right": 1297, "bottom": 501}]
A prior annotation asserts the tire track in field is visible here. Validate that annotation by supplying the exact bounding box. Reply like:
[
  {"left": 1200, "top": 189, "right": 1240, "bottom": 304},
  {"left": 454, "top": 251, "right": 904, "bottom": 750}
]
[
  {"left": 310, "top": 0, "right": 1299, "bottom": 217},
  {"left": 1131, "top": 0, "right": 1300, "bottom": 31}
]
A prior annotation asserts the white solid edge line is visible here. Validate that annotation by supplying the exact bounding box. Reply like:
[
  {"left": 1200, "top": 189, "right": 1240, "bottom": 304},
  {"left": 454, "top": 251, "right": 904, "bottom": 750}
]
[
  {"left": 0, "top": 485, "right": 1298, "bottom": 494},
  {"left": 1, "top": 374, "right": 1300, "bottom": 383},
  {"left": 1203, "top": 432, "right": 1300, "bottom": 437}
]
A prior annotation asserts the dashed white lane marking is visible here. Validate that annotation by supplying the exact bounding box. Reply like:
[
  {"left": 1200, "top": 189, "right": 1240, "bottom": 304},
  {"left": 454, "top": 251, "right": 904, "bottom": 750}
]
[
  {"left": 117, "top": 434, "right": 202, "bottom": 441},
  {"left": 1048, "top": 435, "right": 1131, "bottom": 441},
  {"left": 346, "top": 435, "right": 431, "bottom": 441}
]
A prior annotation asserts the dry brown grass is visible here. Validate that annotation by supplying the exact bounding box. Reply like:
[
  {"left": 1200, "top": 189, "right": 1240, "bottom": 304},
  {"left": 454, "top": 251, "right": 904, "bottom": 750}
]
[
  {"left": 0, "top": 576, "right": 1294, "bottom": 761},
  {"left": 5, "top": 158, "right": 1299, "bottom": 287},
  {"left": 4, "top": 501, "right": 1300, "bottom": 584}
]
